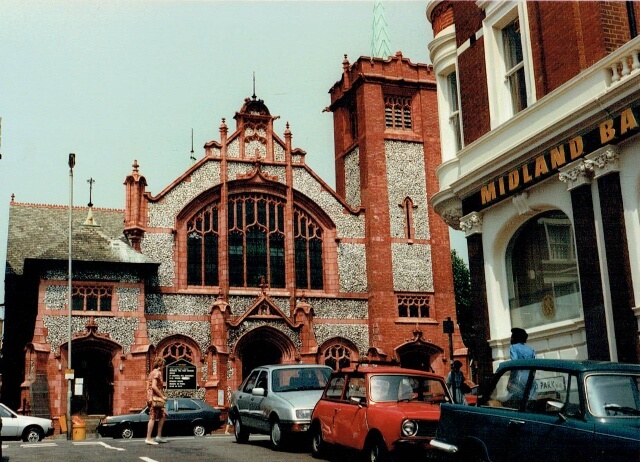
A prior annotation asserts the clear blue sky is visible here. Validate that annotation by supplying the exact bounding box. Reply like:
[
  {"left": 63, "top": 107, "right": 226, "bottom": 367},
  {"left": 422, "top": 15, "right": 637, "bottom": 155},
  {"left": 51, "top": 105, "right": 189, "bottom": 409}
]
[{"left": 0, "top": 0, "right": 467, "bottom": 303}]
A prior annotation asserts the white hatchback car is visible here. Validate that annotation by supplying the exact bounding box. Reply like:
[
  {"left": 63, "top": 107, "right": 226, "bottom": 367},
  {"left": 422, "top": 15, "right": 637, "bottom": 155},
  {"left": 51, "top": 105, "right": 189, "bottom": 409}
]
[
  {"left": 0, "top": 403, "right": 54, "bottom": 442},
  {"left": 229, "top": 364, "right": 332, "bottom": 450}
]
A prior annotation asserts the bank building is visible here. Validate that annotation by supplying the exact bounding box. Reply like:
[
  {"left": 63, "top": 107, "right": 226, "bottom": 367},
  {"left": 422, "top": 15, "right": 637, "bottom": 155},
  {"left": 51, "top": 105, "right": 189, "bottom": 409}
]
[{"left": 3, "top": 53, "right": 459, "bottom": 423}]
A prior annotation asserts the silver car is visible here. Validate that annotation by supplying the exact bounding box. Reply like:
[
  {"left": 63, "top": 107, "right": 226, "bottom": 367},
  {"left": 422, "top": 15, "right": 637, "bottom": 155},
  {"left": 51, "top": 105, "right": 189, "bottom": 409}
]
[
  {"left": 0, "top": 403, "right": 54, "bottom": 442},
  {"left": 229, "top": 364, "right": 332, "bottom": 450}
]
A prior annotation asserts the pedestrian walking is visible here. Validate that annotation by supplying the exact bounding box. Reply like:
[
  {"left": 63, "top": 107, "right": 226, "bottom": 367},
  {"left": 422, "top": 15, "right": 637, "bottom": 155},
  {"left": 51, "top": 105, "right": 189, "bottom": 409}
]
[{"left": 146, "top": 357, "right": 168, "bottom": 445}]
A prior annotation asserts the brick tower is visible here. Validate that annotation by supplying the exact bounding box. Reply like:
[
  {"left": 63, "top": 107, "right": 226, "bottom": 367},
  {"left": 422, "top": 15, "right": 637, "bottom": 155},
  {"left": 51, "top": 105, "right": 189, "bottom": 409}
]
[{"left": 327, "top": 53, "right": 459, "bottom": 370}]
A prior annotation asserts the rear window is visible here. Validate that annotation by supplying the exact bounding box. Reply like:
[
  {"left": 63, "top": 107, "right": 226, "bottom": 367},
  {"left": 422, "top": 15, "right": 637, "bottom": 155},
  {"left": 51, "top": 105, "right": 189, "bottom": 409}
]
[
  {"left": 272, "top": 367, "right": 331, "bottom": 392},
  {"left": 370, "top": 374, "right": 449, "bottom": 403}
]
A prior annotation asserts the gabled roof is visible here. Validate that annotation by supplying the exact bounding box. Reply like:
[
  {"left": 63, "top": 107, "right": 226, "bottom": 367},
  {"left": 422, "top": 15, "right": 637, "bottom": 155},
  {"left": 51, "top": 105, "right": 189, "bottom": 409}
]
[{"left": 6, "top": 202, "right": 156, "bottom": 276}]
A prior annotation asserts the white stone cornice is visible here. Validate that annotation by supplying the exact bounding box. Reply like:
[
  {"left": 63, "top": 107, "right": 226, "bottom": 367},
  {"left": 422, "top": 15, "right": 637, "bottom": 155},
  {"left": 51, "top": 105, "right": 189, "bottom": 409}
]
[
  {"left": 460, "top": 211, "right": 483, "bottom": 236},
  {"left": 585, "top": 145, "right": 620, "bottom": 179},
  {"left": 558, "top": 159, "right": 593, "bottom": 190}
]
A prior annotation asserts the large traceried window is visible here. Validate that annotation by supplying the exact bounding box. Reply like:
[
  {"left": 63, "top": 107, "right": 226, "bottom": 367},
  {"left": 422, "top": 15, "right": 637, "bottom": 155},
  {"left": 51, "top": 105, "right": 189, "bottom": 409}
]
[
  {"left": 506, "top": 210, "right": 582, "bottom": 329},
  {"left": 186, "top": 193, "right": 324, "bottom": 290},
  {"left": 72, "top": 285, "right": 112, "bottom": 312},
  {"left": 228, "top": 194, "right": 286, "bottom": 288},
  {"left": 294, "top": 209, "right": 323, "bottom": 290},
  {"left": 187, "top": 204, "right": 219, "bottom": 286}
]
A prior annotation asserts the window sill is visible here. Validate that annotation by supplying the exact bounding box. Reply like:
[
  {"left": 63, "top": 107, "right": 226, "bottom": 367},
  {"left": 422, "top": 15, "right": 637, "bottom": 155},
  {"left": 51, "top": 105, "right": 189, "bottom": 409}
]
[{"left": 395, "top": 318, "right": 438, "bottom": 324}]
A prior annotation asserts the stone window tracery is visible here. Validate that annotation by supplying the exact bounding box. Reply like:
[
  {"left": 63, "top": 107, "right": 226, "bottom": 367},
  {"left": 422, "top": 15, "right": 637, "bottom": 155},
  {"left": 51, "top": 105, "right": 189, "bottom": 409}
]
[
  {"left": 322, "top": 342, "right": 352, "bottom": 370},
  {"left": 294, "top": 209, "right": 323, "bottom": 290},
  {"left": 72, "top": 285, "right": 112, "bottom": 312},
  {"left": 187, "top": 204, "right": 219, "bottom": 286},
  {"left": 397, "top": 293, "right": 432, "bottom": 319}
]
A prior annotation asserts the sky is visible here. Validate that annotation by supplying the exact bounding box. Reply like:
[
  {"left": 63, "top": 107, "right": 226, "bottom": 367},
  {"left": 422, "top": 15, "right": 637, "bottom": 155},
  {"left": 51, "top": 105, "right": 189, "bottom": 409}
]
[{"left": 0, "top": 0, "right": 467, "bottom": 303}]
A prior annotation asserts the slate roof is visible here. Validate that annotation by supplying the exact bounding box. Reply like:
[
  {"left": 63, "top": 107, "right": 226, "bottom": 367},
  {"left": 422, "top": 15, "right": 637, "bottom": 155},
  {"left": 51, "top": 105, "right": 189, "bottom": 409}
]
[{"left": 6, "top": 202, "right": 157, "bottom": 276}]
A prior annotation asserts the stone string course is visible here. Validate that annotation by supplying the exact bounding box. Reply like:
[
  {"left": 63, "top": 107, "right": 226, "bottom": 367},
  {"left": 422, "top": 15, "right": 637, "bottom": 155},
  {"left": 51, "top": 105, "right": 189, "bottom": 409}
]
[{"left": 385, "top": 140, "right": 430, "bottom": 239}]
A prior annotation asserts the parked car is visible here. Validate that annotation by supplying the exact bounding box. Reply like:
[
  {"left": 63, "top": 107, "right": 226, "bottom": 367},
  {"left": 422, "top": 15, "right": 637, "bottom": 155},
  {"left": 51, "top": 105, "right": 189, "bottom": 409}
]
[
  {"left": 430, "top": 359, "right": 640, "bottom": 461},
  {"left": 0, "top": 403, "right": 54, "bottom": 442},
  {"left": 310, "top": 362, "right": 453, "bottom": 461},
  {"left": 97, "top": 398, "right": 222, "bottom": 438},
  {"left": 229, "top": 364, "right": 332, "bottom": 450}
]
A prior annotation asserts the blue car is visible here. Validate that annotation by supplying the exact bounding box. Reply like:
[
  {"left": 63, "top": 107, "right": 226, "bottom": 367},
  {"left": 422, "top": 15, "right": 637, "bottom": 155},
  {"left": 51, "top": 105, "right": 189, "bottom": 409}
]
[
  {"left": 430, "top": 359, "right": 640, "bottom": 462},
  {"left": 97, "top": 398, "right": 222, "bottom": 439}
]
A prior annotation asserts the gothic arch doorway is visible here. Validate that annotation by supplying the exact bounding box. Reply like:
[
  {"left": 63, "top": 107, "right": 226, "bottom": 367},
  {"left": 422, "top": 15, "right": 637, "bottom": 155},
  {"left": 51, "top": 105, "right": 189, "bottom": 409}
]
[
  {"left": 234, "top": 327, "right": 296, "bottom": 380},
  {"left": 71, "top": 347, "right": 114, "bottom": 416}
]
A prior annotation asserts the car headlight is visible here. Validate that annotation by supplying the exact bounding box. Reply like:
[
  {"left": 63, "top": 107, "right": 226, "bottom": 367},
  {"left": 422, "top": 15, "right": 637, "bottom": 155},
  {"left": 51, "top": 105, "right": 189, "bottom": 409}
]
[
  {"left": 295, "top": 409, "right": 312, "bottom": 419},
  {"left": 401, "top": 419, "right": 418, "bottom": 437}
]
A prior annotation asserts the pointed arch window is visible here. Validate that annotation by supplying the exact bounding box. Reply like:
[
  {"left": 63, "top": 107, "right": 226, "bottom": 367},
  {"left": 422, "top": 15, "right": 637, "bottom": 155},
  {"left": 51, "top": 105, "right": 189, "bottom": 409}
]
[
  {"left": 294, "top": 209, "right": 323, "bottom": 290},
  {"left": 228, "top": 194, "right": 286, "bottom": 288},
  {"left": 385, "top": 95, "right": 412, "bottom": 130},
  {"left": 187, "top": 205, "right": 219, "bottom": 286},
  {"left": 401, "top": 197, "right": 417, "bottom": 240}
]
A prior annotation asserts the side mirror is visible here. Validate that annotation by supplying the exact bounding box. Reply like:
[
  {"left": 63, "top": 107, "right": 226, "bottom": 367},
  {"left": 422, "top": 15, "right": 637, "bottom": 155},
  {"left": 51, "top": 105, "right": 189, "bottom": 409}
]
[{"left": 252, "top": 387, "right": 266, "bottom": 397}]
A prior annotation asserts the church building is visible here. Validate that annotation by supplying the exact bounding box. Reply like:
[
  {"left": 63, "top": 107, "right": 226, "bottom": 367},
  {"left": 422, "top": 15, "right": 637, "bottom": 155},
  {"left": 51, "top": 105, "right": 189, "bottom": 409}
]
[{"left": 3, "top": 53, "right": 459, "bottom": 422}]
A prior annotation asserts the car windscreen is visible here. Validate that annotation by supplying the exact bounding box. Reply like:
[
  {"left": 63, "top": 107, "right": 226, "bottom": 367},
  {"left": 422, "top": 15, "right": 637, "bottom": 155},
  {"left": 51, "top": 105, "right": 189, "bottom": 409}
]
[
  {"left": 272, "top": 367, "right": 331, "bottom": 392},
  {"left": 586, "top": 374, "right": 640, "bottom": 417},
  {"left": 370, "top": 375, "right": 449, "bottom": 403}
]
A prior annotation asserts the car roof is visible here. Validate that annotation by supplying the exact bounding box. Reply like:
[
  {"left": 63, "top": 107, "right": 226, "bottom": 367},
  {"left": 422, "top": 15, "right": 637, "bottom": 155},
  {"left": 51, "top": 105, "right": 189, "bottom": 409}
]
[
  {"left": 336, "top": 364, "right": 443, "bottom": 378},
  {"left": 496, "top": 359, "right": 640, "bottom": 373},
  {"left": 252, "top": 364, "right": 333, "bottom": 372}
]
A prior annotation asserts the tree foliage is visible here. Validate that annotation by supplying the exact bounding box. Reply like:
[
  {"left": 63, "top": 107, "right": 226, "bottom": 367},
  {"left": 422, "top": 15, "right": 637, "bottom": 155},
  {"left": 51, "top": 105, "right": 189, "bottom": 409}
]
[{"left": 451, "top": 249, "right": 471, "bottom": 345}]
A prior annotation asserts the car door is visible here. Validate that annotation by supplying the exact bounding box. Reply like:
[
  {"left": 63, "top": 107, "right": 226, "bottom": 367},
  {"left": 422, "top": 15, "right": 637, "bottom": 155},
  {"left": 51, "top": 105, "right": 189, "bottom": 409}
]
[
  {"left": 248, "top": 371, "right": 269, "bottom": 432},
  {"left": 317, "top": 374, "right": 346, "bottom": 444},
  {"left": 333, "top": 373, "right": 368, "bottom": 450},
  {"left": 235, "top": 370, "right": 260, "bottom": 430},
  {"left": 165, "top": 398, "right": 200, "bottom": 436}
]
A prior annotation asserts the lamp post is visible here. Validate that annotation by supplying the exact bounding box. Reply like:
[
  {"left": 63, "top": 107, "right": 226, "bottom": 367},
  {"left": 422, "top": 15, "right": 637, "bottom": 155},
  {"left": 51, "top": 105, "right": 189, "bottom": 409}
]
[{"left": 67, "top": 153, "right": 75, "bottom": 440}]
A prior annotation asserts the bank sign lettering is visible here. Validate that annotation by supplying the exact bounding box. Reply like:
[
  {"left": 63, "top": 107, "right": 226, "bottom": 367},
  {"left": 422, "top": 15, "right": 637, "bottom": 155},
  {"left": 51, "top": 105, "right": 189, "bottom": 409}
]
[
  {"left": 465, "top": 103, "right": 640, "bottom": 212},
  {"left": 166, "top": 359, "right": 197, "bottom": 390}
]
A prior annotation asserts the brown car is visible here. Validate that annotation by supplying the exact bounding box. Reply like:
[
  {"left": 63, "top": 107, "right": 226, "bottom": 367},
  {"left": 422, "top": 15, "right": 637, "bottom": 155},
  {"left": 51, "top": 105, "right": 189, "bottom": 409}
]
[{"left": 310, "top": 362, "right": 453, "bottom": 461}]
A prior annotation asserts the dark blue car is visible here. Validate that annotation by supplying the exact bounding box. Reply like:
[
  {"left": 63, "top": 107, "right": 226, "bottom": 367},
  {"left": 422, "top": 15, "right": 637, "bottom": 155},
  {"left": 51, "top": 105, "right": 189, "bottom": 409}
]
[
  {"left": 97, "top": 398, "right": 222, "bottom": 439},
  {"left": 430, "top": 359, "right": 640, "bottom": 462}
]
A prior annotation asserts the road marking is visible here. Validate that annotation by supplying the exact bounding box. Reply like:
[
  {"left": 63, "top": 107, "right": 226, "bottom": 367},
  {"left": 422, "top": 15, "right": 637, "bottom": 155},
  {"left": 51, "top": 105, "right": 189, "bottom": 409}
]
[
  {"left": 140, "top": 458, "right": 159, "bottom": 462},
  {"left": 73, "top": 441, "right": 126, "bottom": 451},
  {"left": 20, "top": 443, "right": 58, "bottom": 448}
]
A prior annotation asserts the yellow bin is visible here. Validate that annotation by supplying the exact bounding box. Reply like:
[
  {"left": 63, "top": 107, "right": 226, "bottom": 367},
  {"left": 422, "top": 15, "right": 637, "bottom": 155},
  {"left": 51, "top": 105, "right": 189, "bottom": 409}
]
[{"left": 71, "top": 416, "right": 86, "bottom": 440}]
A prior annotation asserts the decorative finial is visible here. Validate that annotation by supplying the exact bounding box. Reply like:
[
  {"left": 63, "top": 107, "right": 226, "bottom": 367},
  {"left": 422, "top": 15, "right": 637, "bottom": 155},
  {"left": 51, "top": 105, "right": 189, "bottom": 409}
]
[
  {"left": 87, "top": 177, "right": 95, "bottom": 207},
  {"left": 132, "top": 160, "right": 139, "bottom": 173},
  {"left": 190, "top": 128, "right": 196, "bottom": 164},
  {"left": 252, "top": 71, "right": 256, "bottom": 100}
]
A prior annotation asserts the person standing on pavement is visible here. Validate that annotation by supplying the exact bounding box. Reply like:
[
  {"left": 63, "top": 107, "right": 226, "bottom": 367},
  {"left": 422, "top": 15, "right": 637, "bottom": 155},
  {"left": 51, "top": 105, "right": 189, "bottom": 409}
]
[
  {"left": 146, "top": 357, "right": 168, "bottom": 445},
  {"left": 446, "top": 360, "right": 467, "bottom": 404}
]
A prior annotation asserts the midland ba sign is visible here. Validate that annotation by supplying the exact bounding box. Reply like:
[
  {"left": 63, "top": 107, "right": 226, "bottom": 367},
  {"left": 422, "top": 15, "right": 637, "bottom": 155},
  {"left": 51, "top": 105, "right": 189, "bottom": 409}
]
[{"left": 464, "top": 103, "right": 639, "bottom": 213}]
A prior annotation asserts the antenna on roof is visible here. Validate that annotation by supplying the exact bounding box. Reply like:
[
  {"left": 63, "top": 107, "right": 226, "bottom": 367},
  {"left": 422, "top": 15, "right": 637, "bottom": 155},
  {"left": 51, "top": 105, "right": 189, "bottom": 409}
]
[
  {"left": 252, "top": 71, "right": 256, "bottom": 100},
  {"left": 190, "top": 128, "right": 196, "bottom": 164},
  {"left": 371, "top": 0, "right": 391, "bottom": 59}
]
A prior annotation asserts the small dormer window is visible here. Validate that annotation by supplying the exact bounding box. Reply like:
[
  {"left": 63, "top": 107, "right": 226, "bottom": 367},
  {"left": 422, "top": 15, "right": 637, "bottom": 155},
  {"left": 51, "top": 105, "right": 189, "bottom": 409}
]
[{"left": 384, "top": 95, "right": 412, "bottom": 130}]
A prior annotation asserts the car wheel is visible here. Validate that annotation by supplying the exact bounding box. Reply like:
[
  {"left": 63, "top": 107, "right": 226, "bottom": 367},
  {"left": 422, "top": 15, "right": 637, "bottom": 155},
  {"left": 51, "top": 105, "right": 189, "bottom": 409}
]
[
  {"left": 23, "top": 426, "right": 44, "bottom": 442},
  {"left": 365, "top": 435, "right": 390, "bottom": 462},
  {"left": 269, "top": 418, "right": 287, "bottom": 450},
  {"left": 233, "top": 416, "right": 249, "bottom": 444},
  {"left": 120, "top": 425, "right": 134, "bottom": 439},
  {"left": 310, "top": 423, "right": 325, "bottom": 458},
  {"left": 192, "top": 423, "right": 206, "bottom": 437}
]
